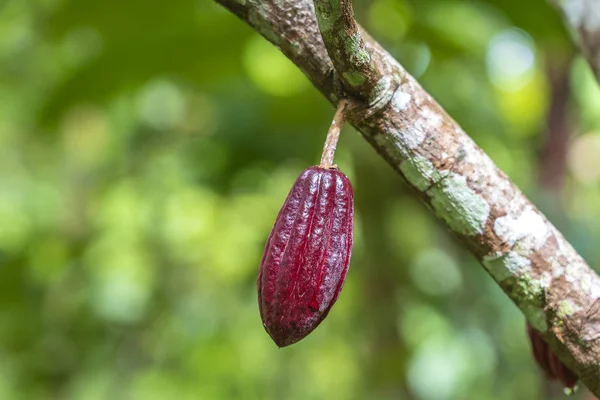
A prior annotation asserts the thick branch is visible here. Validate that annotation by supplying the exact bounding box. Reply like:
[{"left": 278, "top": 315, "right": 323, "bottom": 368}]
[
  {"left": 216, "top": 0, "right": 600, "bottom": 394},
  {"left": 550, "top": 0, "right": 600, "bottom": 82}
]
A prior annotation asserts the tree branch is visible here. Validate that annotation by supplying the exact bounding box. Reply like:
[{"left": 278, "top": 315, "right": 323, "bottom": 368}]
[
  {"left": 550, "top": 0, "right": 600, "bottom": 82},
  {"left": 312, "top": 0, "right": 384, "bottom": 100},
  {"left": 216, "top": 0, "right": 600, "bottom": 394}
]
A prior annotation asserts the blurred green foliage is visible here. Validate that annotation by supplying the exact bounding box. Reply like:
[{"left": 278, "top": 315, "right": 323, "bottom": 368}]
[{"left": 2, "top": 0, "right": 600, "bottom": 399}]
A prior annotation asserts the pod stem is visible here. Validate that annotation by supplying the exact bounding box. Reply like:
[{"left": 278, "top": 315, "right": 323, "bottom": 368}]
[{"left": 319, "top": 100, "right": 348, "bottom": 169}]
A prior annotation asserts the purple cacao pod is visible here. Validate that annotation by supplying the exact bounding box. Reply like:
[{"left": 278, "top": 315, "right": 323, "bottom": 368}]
[
  {"left": 526, "top": 322, "right": 578, "bottom": 389},
  {"left": 258, "top": 166, "right": 354, "bottom": 347}
]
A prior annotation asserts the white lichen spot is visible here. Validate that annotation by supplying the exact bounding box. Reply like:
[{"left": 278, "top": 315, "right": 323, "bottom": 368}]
[
  {"left": 561, "top": 0, "right": 600, "bottom": 32},
  {"left": 567, "top": 262, "right": 600, "bottom": 298},
  {"left": 371, "top": 75, "right": 392, "bottom": 99},
  {"left": 539, "top": 271, "right": 553, "bottom": 289},
  {"left": 457, "top": 136, "right": 518, "bottom": 212},
  {"left": 418, "top": 106, "right": 443, "bottom": 130},
  {"left": 400, "top": 125, "right": 426, "bottom": 150},
  {"left": 391, "top": 89, "right": 411, "bottom": 112},
  {"left": 565, "top": 259, "right": 586, "bottom": 281},
  {"left": 368, "top": 75, "right": 394, "bottom": 111},
  {"left": 548, "top": 232, "right": 570, "bottom": 278},
  {"left": 373, "top": 131, "right": 409, "bottom": 162},
  {"left": 552, "top": 263, "right": 565, "bottom": 278},
  {"left": 397, "top": 106, "right": 443, "bottom": 150},
  {"left": 494, "top": 206, "right": 549, "bottom": 251},
  {"left": 483, "top": 251, "right": 531, "bottom": 282},
  {"left": 428, "top": 173, "right": 490, "bottom": 235},
  {"left": 588, "top": 277, "right": 600, "bottom": 298},
  {"left": 561, "top": 0, "right": 585, "bottom": 30}
]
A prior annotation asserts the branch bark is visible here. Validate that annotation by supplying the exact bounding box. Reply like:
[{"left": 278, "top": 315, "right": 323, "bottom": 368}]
[
  {"left": 312, "top": 0, "right": 384, "bottom": 100},
  {"left": 216, "top": 0, "right": 600, "bottom": 394},
  {"left": 550, "top": 0, "right": 600, "bottom": 83}
]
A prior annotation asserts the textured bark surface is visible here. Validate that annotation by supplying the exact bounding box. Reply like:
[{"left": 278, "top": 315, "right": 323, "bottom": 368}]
[
  {"left": 550, "top": 0, "right": 600, "bottom": 82},
  {"left": 312, "top": 0, "right": 384, "bottom": 100},
  {"left": 216, "top": 0, "right": 600, "bottom": 394}
]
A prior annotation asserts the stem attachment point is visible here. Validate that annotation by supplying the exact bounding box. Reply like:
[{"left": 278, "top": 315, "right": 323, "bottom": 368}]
[{"left": 320, "top": 100, "right": 348, "bottom": 169}]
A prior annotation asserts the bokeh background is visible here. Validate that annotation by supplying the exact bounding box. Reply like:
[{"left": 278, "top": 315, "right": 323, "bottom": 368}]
[{"left": 2, "top": 0, "right": 600, "bottom": 399}]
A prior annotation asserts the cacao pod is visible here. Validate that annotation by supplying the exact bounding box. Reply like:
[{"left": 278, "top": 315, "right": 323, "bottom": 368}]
[
  {"left": 526, "top": 322, "right": 578, "bottom": 389},
  {"left": 258, "top": 166, "right": 354, "bottom": 347}
]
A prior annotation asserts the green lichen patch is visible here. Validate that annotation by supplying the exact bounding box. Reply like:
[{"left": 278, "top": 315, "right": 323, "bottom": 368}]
[
  {"left": 557, "top": 299, "right": 576, "bottom": 318},
  {"left": 371, "top": 131, "right": 408, "bottom": 165},
  {"left": 516, "top": 273, "right": 545, "bottom": 301},
  {"left": 400, "top": 156, "right": 446, "bottom": 192},
  {"left": 314, "top": 1, "right": 341, "bottom": 33},
  {"left": 427, "top": 173, "right": 490, "bottom": 236},
  {"left": 315, "top": 11, "right": 334, "bottom": 32},
  {"left": 345, "top": 34, "right": 370, "bottom": 66},
  {"left": 343, "top": 71, "right": 366, "bottom": 87},
  {"left": 506, "top": 272, "right": 548, "bottom": 332}
]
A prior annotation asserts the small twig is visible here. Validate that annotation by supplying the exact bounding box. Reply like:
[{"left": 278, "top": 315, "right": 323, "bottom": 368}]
[
  {"left": 313, "top": 0, "right": 384, "bottom": 100},
  {"left": 320, "top": 100, "right": 347, "bottom": 168}
]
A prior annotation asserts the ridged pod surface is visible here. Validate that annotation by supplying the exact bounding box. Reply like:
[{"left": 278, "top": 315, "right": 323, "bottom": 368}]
[
  {"left": 526, "top": 323, "right": 578, "bottom": 389},
  {"left": 258, "top": 166, "right": 354, "bottom": 347}
]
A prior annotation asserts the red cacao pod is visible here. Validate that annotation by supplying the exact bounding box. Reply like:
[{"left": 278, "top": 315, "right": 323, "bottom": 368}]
[
  {"left": 548, "top": 350, "right": 578, "bottom": 389},
  {"left": 526, "top": 322, "right": 578, "bottom": 389},
  {"left": 258, "top": 166, "right": 354, "bottom": 347}
]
